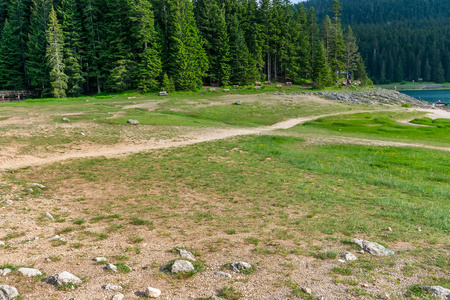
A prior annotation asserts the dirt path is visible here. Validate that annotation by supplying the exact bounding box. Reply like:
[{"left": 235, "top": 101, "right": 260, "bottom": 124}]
[{"left": 1, "top": 109, "right": 448, "bottom": 171}]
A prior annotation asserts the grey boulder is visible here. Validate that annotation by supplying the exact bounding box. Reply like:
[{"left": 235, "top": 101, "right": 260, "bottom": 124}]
[
  {"left": 351, "top": 238, "right": 394, "bottom": 256},
  {"left": 0, "top": 285, "right": 19, "bottom": 300},
  {"left": 45, "top": 271, "right": 82, "bottom": 286},
  {"left": 171, "top": 260, "right": 194, "bottom": 273}
]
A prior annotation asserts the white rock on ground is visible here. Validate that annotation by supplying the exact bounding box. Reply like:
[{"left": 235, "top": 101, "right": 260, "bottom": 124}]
[
  {"left": 5, "top": 200, "right": 13, "bottom": 206},
  {"left": 0, "top": 269, "right": 11, "bottom": 276},
  {"left": 170, "top": 260, "right": 194, "bottom": 273},
  {"left": 231, "top": 262, "right": 252, "bottom": 273},
  {"left": 27, "top": 183, "right": 45, "bottom": 188},
  {"left": 0, "top": 242, "right": 5, "bottom": 246},
  {"left": 111, "top": 293, "right": 124, "bottom": 300},
  {"left": 93, "top": 257, "right": 107, "bottom": 262},
  {"left": 105, "top": 264, "right": 118, "bottom": 272},
  {"left": 177, "top": 248, "right": 196, "bottom": 261},
  {"left": 351, "top": 238, "right": 394, "bottom": 256},
  {"left": 145, "top": 287, "right": 161, "bottom": 298},
  {"left": 215, "top": 271, "right": 232, "bottom": 278},
  {"left": 18, "top": 268, "right": 42, "bottom": 277},
  {"left": 102, "top": 284, "right": 123, "bottom": 291},
  {"left": 0, "top": 285, "right": 19, "bottom": 300},
  {"left": 425, "top": 286, "right": 450, "bottom": 299},
  {"left": 46, "top": 271, "right": 82, "bottom": 286},
  {"left": 343, "top": 252, "right": 358, "bottom": 261},
  {"left": 127, "top": 119, "right": 139, "bottom": 125},
  {"left": 44, "top": 212, "right": 54, "bottom": 220}
]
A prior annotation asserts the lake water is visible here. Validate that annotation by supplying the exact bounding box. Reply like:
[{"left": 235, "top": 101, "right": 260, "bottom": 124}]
[{"left": 400, "top": 89, "right": 450, "bottom": 104}]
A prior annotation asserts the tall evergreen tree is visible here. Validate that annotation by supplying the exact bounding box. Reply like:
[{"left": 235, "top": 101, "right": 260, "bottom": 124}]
[
  {"left": 0, "top": 19, "right": 26, "bottom": 89},
  {"left": 46, "top": 6, "right": 68, "bottom": 97},
  {"left": 344, "top": 25, "right": 358, "bottom": 80},
  {"left": 312, "top": 42, "right": 331, "bottom": 89},
  {"left": 60, "top": 0, "right": 84, "bottom": 96},
  {"left": 169, "top": 0, "right": 208, "bottom": 91},
  {"left": 27, "top": 0, "right": 51, "bottom": 94},
  {"left": 228, "top": 14, "right": 250, "bottom": 85},
  {"left": 328, "top": 0, "right": 345, "bottom": 82}
]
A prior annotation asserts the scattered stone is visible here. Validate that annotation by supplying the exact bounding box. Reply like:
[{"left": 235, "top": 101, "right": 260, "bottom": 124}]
[
  {"left": 49, "top": 235, "right": 65, "bottom": 241},
  {"left": 145, "top": 287, "right": 161, "bottom": 298},
  {"left": 223, "top": 89, "right": 230, "bottom": 92},
  {"left": 102, "top": 284, "right": 123, "bottom": 291},
  {"left": 343, "top": 252, "right": 358, "bottom": 261},
  {"left": 62, "top": 117, "right": 70, "bottom": 122},
  {"left": 0, "top": 285, "right": 19, "bottom": 300},
  {"left": 0, "top": 242, "right": 5, "bottom": 247},
  {"left": 380, "top": 293, "right": 390, "bottom": 299},
  {"left": 27, "top": 183, "right": 45, "bottom": 189},
  {"left": 215, "top": 271, "right": 232, "bottom": 278},
  {"left": 359, "top": 250, "right": 365, "bottom": 254},
  {"left": 44, "top": 212, "right": 54, "bottom": 220},
  {"left": 387, "top": 227, "right": 393, "bottom": 231},
  {"left": 127, "top": 119, "right": 139, "bottom": 125},
  {"left": 177, "top": 249, "right": 196, "bottom": 261},
  {"left": 45, "top": 271, "right": 82, "bottom": 286},
  {"left": 351, "top": 238, "right": 394, "bottom": 256},
  {"left": 417, "top": 227, "right": 422, "bottom": 232},
  {"left": 234, "top": 101, "right": 242, "bottom": 105},
  {"left": 112, "top": 293, "right": 124, "bottom": 300},
  {"left": 302, "top": 287, "right": 312, "bottom": 295},
  {"left": 81, "top": 132, "right": 85, "bottom": 136},
  {"left": 338, "top": 259, "right": 346, "bottom": 264},
  {"left": 131, "top": 101, "right": 137, "bottom": 104},
  {"left": 85, "top": 100, "right": 89, "bottom": 102},
  {"left": 425, "top": 286, "right": 450, "bottom": 299},
  {"left": 170, "top": 260, "right": 194, "bottom": 273},
  {"left": 0, "top": 269, "right": 11, "bottom": 276},
  {"left": 5, "top": 200, "right": 13, "bottom": 206},
  {"left": 93, "top": 257, "right": 107, "bottom": 263},
  {"left": 105, "top": 264, "right": 117, "bottom": 272},
  {"left": 231, "top": 262, "right": 252, "bottom": 273},
  {"left": 127, "top": 97, "right": 136, "bottom": 100},
  {"left": 18, "top": 268, "right": 42, "bottom": 277}
]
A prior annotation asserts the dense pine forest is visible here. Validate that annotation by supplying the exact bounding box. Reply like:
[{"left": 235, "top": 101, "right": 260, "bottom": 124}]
[
  {"left": 0, "top": 0, "right": 370, "bottom": 97},
  {"left": 304, "top": 0, "right": 450, "bottom": 84}
]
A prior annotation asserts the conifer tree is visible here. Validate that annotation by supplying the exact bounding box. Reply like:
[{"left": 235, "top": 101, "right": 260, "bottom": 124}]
[
  {"left": 328, "top": 0, "right": 346, "bottom": 83},
  {"left": 46, "top": 6, "right": 68, "bottom": 98},
  {"left": 312, "top": 42, "right": 331, "bottom": 89},
  {"left": 169, "top": 0, "right": 208, "bottom": 91},
  {"left": 344, "top": 25, "right": 358, "bottom": 80},
  {"left": 0, "top": 19, "right": 26, "bottom": 89},
  {"left": 307, "top": 7, "right": 320, "bottom": 77},
  {"left": 321, "top": 15, "right": 331, "bottom": 60},
  {"left": 60, "top": 0, "right": 84, "bottom": 96},
  {"left": 130, "top": 0, "right": 162, "bottom": 92},
  {"left": 27, "top": 0, "right": 51, "bottom": 94},
  {"left": 228, "top": 14, "right": 249, "bottom": 85}
]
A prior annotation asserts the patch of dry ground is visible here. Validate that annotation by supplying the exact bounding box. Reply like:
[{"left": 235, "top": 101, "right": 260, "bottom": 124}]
[{"left": 0, "top": 95, "right": 448, "bottom": 299}]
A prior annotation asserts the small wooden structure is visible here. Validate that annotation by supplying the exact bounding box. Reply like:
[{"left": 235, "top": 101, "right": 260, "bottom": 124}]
[
  {"left": 0, "top": 90, "right": 35, "bottom": 102},
  {"left": 159, "top": 91, "right": 169, "bottom": 96},
  {"left": 265, "top": 81, "right": 272, "bottom": 85},
  {"left": 233, "top": 85, "right": 239, "bottom": 90}
]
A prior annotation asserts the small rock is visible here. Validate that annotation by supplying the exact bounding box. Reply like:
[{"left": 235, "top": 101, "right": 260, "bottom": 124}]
[
  {"left": 62, "top": 117, "right": 70, "bottom": 122},
  {"left": 215, "top": 271, "right": 232, "bottom": 278},
  {"left": 105, "top": 264, "right": 117, "bottom": 272},
  {"left": 81, "top": 132, "right": 85, "bottom": 136},
  {"left": 112, "top": 293, "right": 124, "bottom": 300},
  {"left": 102, "top": 284, "right": 123, "bottom": 291},
  {"left": 361, "top": 284, "right": 369, "bottom": 288},
  {"left": 49, "top": 235, "right": 65, "bottom": 241},
  {"left": 0, "top": 269, "right": 11, "bottom": 276},
  {"left": 0, "top": 242, "right": 5, "bottom": 247},
  {"left": 45, "top": 271, "right": 82, "bottom": 286},
  {"left": 5, "top": 200, "right": 13, "bottom": 206},
  {"left": 234, "top": 101, "right": 242, "bottom": 105},
  {"left": 85, "top": 100, "right": 89, "bottom": 102},
  {"left": 27, "top": 183, "right": 45, "bottom": 189},
  {"left": 111, "top": 293, "right": 125, "bottom": 300},
  {"left": 425, "top": 286, "right": 450, "bottom": 298},
  {"left": 359, "top": 250, "right": 365, "bottom": 254},
  {"left": 417, "top": 227, "right": 422, "bottom": 232},
  {"left": 338, "top": 259, "right": 346, "bottom": 264},
  {"left": 18, "top": 268, "right": 42, "bottom": 277},
  {"left": 0, "top": 285, "right": 19, "bottom": 299},
  {"left": 131, "top": 101, "right": 137, "bottom": 104},
  {"left": 44, "top": 212, "right": 54, "bottom": 220},
  {"left": 93, "top": 257, "right": 107, "bottom": 263},
  {"left": 231, "top": 262, "right": 252, "bottom": 273},
  {"left": 380, "top": 293, "right": 390, "bottom": 299},
  {"left": 127, "top": 119, "right": 139, "bottom": 125},
  {"left": 177, "top": 249, "right": 196, "bottom": 261},
  {"left": 170, "top": 260, "right": 194, "bottom": 273},
  {"left": 343, "top": 252, "right": 358, "bottom": 261},
  {"left": 145, "top": 287, "right": 161, "bottom": 298},
  {"left": 387, "top": 227, "right": 393, "bottom": 231},
  {"left": 302, "top": 287, "right": 312, "bottom": 295},
  {"left": 351, "top": 238, "right": 394, "bottom": 256}
]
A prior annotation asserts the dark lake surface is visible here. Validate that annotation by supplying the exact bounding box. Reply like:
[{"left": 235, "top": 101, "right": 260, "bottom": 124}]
[{"left": 401, "top": 89, "right": 450, "bottom": 104}]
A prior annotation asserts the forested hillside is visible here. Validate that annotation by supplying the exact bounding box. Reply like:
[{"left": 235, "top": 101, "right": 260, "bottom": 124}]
[
  {"left": 304, "top": 0, "right": 450, "bottom": 84},
  {"left": 0, "top": 0, "right": 369, "bottom": 97}
]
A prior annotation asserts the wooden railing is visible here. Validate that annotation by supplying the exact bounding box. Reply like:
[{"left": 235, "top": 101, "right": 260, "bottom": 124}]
[{"left": 0, "top": 90, "right": 35, "bottom": 101}]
